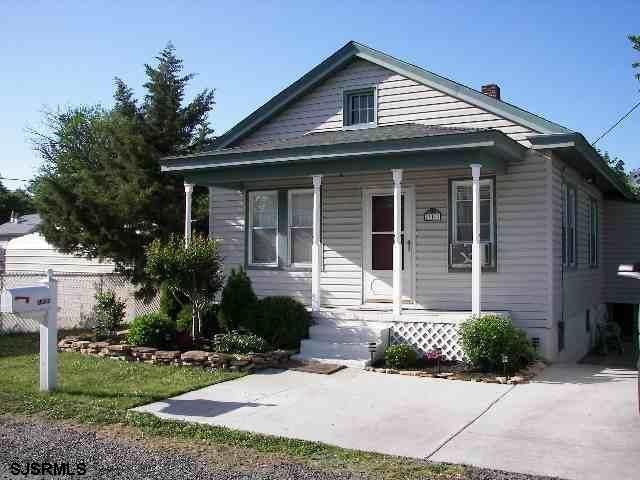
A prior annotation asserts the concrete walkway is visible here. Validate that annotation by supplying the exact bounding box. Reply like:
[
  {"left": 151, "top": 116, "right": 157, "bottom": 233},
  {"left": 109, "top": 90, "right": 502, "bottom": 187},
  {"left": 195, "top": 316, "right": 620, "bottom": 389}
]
[{"left": 135, "top": 364, "right": 640, "bottom": 480}]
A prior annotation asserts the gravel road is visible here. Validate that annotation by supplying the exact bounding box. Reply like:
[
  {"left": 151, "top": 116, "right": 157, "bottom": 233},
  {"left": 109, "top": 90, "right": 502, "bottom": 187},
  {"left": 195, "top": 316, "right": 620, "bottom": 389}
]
[{"left": 0, "top": 418, "right": 560, "bottom": 480}]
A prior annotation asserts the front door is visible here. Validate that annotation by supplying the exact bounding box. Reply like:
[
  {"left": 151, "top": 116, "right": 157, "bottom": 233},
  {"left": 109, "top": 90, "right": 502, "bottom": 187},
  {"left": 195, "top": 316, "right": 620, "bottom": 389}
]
[{"left": 363, "top": 189, "right": 414, "bottom": 303}]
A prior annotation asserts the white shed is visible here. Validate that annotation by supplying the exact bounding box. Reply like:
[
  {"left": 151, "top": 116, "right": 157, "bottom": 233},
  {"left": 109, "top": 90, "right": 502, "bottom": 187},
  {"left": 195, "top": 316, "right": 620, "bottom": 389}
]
[{"left": 4, "top": 232, "right": 116, "bottom": 273}]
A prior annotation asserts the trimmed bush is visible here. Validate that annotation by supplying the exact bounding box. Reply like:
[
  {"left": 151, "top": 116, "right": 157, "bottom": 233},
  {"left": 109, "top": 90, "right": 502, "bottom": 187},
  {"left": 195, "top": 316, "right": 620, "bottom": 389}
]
[
  {"left": 127, "top": 313, "right": 176, "bottom": 348},
  {"left": 384, "top": 344, "right": 418, "bottom": 369},
  {"left": 460, "top": 314, "right": 535, "bottom": 372},
  {"left": 93, "top": 290, "right": 126, "bottom": 340},
  {"left": 218, "top": 267, "right": 258, "bottom": 332},
  {"left": 215, "top": 332, "right": 268, "bottom": 354},
  {"left": 246, "top": 296, "right": 310, "bottom": 350}
]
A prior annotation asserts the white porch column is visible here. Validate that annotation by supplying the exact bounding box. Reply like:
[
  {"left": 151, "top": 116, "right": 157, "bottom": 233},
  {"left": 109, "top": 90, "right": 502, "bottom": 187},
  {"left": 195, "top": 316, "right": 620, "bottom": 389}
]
[
  {"left": 470, "top": 164, "right": 482, "bottom": 316},
  {"left": 184, "top": 182, "right": 194, "bottom": 246},
  {"left": 208, "top": 186, "right": 214, "bottom": 239},
  {"left": 392, "top": 169, "right": 403, "bottom": 319},
  {"left": 311, "top": 175, "right": 322, "bottom": 313}
]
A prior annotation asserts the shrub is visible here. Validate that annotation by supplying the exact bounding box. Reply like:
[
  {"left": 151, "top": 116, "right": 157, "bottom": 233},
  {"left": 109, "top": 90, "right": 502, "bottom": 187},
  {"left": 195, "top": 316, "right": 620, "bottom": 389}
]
[
  {"left": 217, "top": 267, "right": 258, "bottom": 332},
  {"left": 176, "top": 304, "right": 193, "bottom": 334},
  {"left": 93, "top": 290, "right": 126, "bottom": 340},
  {"left": 159, "top": 282, "right": 185, "bottom": 321},
  {"left": 215, "top": 332, "right": 268, "bottom": 354},
  {"left": 460, "top": 314, "right": 535, "bottom": 372},
  {"left": 145, "top": 233, "right": 223, "bottom": 338},
  {"left": 127, "top": 313, "right": 176, "bottom": 348},
  {"left": 246, "top": 296, "right": 310, "bottom": 350},
  {"left": 176, "top": 303, "right": 219, "bottom": 338},
  {"left": 384, "top": 344, "right": 418, "bottom": 369}
]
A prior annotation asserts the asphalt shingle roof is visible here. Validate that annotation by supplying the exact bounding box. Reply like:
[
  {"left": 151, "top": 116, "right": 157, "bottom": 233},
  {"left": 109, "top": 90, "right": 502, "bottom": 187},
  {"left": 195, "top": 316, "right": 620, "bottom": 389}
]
[
  {"left": 0, "top": 213, "right": 41, "bottom": 237},
  {"left": 208, "top": 124, "right": 486, "bottom": 156}
]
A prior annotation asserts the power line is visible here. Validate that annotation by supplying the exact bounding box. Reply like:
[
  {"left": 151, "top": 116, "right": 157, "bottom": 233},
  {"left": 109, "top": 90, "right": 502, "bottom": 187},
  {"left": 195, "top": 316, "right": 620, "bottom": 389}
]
[
  {"left": 0, "top": 176, "right": 30, "bottom": 182},
  {"left": 592, "top": 99, "right": 640, "bottom": 146}
]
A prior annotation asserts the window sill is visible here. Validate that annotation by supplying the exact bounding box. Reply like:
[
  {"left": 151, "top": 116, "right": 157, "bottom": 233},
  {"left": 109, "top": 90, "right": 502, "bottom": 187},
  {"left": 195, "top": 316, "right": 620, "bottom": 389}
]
[
  {"left": 342, "top": 122, "right": 377, "bottom": 131},
  {"left": 247, "top": 264, "right": 312, "bottom": 272},
  {"left": 448, "top": 266, "right": 497, "bottom": 273}
]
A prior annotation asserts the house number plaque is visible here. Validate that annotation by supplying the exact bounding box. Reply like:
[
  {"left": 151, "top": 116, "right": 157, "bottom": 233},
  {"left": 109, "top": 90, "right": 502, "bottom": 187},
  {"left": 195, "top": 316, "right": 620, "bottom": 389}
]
[{"left": 423, "top": 208, "right": 442, "bottom": 223}]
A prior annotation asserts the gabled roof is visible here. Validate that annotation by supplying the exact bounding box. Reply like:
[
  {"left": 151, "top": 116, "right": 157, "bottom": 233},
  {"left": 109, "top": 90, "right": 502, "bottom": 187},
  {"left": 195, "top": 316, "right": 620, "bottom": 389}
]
[{"left": 216, "top": 41, "right": 572, "bottom": 149}]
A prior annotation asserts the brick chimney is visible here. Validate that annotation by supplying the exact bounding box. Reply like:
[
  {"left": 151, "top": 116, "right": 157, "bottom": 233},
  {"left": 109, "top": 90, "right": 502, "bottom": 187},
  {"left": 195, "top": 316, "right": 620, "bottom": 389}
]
[{"left": 481, "top": 84, "right": 500, "bottom": 100}]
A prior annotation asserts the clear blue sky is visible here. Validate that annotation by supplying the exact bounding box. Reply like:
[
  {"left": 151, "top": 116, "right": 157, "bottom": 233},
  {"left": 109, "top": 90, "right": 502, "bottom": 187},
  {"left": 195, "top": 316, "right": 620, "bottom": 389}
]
[{"left": 1, "top": 1, "right": 638, "bottom": 190}]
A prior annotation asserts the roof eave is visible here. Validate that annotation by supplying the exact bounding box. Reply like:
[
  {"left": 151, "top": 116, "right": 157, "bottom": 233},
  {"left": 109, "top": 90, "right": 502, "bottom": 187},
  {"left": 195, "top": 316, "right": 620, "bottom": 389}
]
[
  {"left": 162, "top": 130, "right": 525, "bottom": 174},
  {"left": 529, "top": 133, "right": 632, "bottom": 200}
]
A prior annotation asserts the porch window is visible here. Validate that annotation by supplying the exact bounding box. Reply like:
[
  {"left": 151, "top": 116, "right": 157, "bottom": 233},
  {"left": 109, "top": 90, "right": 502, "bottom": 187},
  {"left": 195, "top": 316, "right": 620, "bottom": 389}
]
[
  {"left": 288, "top": 189, "right": 313, "bottom": 266},
  {"left": 449, "top": 178, "right": 495, "bottom": 270},
  {"left": 588, "top": 196, "right": 599, "bottom": 267},
  {"left": 562, "top": 184, "right": 577, "bottom": 268},
  {"left": 344, "top": 88, "right": 375, "bottom": 127},
  {"left": 248, "top": 191, "right": 278, "bottom": 266}
]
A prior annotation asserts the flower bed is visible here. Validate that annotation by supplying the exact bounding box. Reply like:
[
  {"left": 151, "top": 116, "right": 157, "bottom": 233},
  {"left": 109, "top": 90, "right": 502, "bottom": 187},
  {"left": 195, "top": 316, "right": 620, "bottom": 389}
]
[
  {"left": 57, "top": 336, "right": 292, "bottom": 373},
  {"left": 365, "top": 360, "right": 546, "bottom": 384}
]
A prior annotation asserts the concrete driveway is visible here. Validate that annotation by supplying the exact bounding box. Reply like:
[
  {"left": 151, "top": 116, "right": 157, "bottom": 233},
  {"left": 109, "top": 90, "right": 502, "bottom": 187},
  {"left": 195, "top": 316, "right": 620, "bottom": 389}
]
[{"left": 135, "top": 364, "right": 640, "bottom": 480}]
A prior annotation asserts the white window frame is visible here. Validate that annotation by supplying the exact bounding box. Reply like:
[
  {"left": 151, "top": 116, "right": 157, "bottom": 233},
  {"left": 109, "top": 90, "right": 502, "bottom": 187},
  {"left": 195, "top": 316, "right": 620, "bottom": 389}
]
[
  {"left": 287, "top": 189, "right": 313, "bottom": 268},
  {"left": 588, "top": 196, "right": 599, "bottom": 267},
  {"left": 342, "top": 87, "right": 377, "bottom": 129},
  {"left": 562, "top": 184, "right": 577, "bottom": 268},
  {"left": 451, "top": 178, "right": 494, "bottom": 245},
  {"left": 248, "top": 190, "right": 278, "bottom": 267}
]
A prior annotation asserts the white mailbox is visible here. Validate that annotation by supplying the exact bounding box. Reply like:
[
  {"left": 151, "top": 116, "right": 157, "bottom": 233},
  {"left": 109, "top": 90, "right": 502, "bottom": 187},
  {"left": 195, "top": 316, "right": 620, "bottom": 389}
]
[{"left": 1, "top": 285, "right": 52, "bottom": 313}]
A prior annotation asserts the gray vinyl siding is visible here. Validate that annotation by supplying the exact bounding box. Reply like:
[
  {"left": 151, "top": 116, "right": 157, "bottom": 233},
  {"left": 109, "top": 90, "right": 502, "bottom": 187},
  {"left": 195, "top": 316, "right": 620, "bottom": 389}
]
[
  {"left": 235, "top": 59, "right": 538, "bottom": 148},
  {"left": 603, "top": 200, "right": 640, "bottom": 304},
  {"left": 212, "top": 153, "right": 551, "bottom": 336},
  {"left": 550, "top": 156, "right": 605, "bottom": 361}
]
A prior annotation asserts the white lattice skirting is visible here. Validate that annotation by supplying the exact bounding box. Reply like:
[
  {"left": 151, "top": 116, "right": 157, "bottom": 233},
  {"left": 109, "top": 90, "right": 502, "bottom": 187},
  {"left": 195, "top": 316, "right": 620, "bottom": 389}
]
[{"left": 391, "top": 321, "right": 464, "bottom": 361}]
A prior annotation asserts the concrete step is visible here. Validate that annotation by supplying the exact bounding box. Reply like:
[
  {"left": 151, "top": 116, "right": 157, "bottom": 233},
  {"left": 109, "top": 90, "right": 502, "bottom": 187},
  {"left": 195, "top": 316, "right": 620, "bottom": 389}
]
[
  {"left": 295, "top": 339, "right": 374, "bottom": 368},
  {"left": 308, "top": 324, "right": 387, "bottom": 343}
]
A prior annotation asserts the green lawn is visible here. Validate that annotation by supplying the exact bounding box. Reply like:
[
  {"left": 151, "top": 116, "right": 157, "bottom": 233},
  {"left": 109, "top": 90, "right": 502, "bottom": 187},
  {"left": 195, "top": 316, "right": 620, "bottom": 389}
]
[
  {"left": 0, "top": 333, "right": 243, "bottom": 423},
  {"left": 0, "top": 333, "right": 464, "bottom": 479}
]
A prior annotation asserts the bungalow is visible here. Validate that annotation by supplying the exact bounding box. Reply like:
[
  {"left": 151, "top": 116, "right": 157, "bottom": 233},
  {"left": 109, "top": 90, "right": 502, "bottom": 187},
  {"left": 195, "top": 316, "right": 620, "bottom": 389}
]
[{"left": 162, "top": 41, "right": 640, "bottom": 365}]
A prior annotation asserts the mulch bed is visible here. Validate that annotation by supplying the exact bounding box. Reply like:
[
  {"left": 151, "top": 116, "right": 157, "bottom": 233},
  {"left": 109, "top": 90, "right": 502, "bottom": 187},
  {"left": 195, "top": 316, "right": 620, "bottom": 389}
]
[{"left": 365, "top": 360, "right": 546, "bottom": 384}]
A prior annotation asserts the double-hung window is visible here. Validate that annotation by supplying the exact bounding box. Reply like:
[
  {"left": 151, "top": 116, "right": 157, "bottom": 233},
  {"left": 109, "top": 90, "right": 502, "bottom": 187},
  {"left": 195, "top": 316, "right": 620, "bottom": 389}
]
[
  {"left": 343, "top": 88, "right": 375, "bottom": 127},
  {"left": 450, "top": 178, "right": 495, "bottom": 269},
  {"left": 248, "top": 191, "right": 278, "bottom": 266},
  {"left": 288, "top": 189, "right": 313, "bottom": 266},
  {"left": 562, "top": 184, "right": 577, "bottom": 267},
  {"left": 588, "top": 196, "right": 599, "bottom": 267}
]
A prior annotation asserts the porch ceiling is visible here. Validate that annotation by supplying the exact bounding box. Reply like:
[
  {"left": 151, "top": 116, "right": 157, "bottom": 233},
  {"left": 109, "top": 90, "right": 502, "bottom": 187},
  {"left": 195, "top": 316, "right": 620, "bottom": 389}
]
[{"left": 161, "top": 124, "right": 527, "bottom": 185}]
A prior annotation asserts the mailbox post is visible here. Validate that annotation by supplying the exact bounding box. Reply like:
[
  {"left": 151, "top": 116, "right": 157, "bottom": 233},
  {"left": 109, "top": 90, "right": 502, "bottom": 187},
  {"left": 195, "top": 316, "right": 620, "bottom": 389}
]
[{"left": 1, "top": 269, "right": 57, "bottom": 392}]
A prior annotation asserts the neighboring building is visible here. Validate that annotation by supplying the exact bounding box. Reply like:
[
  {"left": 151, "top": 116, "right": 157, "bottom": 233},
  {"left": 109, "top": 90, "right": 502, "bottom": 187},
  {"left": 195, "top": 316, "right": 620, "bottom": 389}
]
[
  {"left": 4, "top": 232, "right": 115, "bottom": 273},
  {"left": 162, "top": 41, "right": 640, "bottom": 365},
  {"left": 0, "top": 213, "right": 40, "bottom": 249}
]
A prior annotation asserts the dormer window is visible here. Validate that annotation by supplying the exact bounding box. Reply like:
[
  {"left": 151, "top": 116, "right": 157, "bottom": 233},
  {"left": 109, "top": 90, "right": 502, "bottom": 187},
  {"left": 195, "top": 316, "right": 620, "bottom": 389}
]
[{"left": 344, "top": 88, "right": 376, "bottom": 127}]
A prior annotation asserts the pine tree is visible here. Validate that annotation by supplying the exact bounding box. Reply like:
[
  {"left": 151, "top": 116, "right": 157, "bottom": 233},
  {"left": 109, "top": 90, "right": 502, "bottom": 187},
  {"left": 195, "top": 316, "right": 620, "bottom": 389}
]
[{"left": 31, "top": 43, "right": 214, "bottom": 290}]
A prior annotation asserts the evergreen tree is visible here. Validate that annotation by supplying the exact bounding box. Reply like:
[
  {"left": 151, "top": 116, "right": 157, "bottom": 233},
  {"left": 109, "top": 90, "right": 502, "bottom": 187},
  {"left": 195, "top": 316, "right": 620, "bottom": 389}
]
[
  {"left": 31, "top": 44, "right": 214, "bottom": 289},
  {"left": 0, "top": 180, "right": 35, "bottom": 223}
]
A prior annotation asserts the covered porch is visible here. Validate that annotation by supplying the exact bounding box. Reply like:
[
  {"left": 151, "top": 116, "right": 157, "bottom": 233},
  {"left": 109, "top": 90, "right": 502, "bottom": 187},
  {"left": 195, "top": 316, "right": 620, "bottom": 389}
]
[{"left": 163, "top": 125, "right": 528, "bottom": 364}]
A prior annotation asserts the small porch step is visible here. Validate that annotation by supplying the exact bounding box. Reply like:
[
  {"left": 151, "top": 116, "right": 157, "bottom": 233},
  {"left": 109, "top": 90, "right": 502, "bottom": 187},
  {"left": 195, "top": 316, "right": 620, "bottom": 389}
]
[{"left": 293, "top": 339, "right": 375, "bottom": 368}]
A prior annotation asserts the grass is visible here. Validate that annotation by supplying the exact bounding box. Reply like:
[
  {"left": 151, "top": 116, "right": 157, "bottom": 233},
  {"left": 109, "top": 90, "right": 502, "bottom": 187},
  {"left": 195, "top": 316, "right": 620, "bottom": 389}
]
[{"left": 0, "top": 333, "right": 465, "bottom": 479}]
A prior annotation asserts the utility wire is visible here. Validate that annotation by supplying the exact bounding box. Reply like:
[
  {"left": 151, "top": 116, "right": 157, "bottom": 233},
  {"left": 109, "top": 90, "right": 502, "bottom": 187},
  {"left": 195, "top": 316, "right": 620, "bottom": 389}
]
[
  {"left": 592, "top": 99, "right": 640, "bottom": 146},
  {"left": 0, "top": 176, "right": 30, "bottom": 182}
]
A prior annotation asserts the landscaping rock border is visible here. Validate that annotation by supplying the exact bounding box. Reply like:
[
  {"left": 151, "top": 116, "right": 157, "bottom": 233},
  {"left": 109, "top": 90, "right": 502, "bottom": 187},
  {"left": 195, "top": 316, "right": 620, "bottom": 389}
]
[
  {"left": 364, "top": 360, "right": 546, "bottom": 384},
  {"left": 57, "top": 337, "right": 292, "bottom": 373}
]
